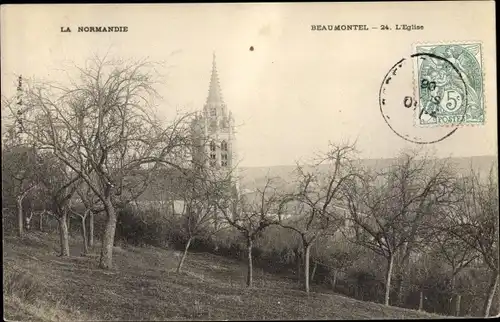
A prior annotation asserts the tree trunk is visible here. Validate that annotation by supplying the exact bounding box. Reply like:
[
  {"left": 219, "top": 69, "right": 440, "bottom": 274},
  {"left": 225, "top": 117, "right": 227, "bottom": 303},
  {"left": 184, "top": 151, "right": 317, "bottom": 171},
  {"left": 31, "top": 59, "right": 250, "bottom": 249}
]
[
  {"left": 450, "top": 274, "right": 456, "bottom": 293},
  {"left": 67, "top": 214, "right": 71, "bottom": 234},
  {"left": 393, "top": 273, "right": 402, "bottom": 305},
  {"left": 58, "top": 211, "right": 70, "bottom": 257},
  {"left": 246, "top": 236, "right": 253, "bottom": 287},
  {"left": 213, "top": 215, "right": 219, "bottom": 232},
  {"left": 304, "top": 244, "right": 311, "bottom": 293},
  {"left": 455, "top": 294, "right": 461, "bottom": 316},
  {"left": 448, "top": 273, "right": 456, "bottom": 315},
  {"left": 39, "top": 212, "right": 43, "bottom": 231},
  {"left": 81, "top": 215, "right": 88, "bottom": 255},
  {"left": 419, "top": 290, "right": 424, "bottom": 311},
  {"left": 397, "top": 249, "right": 411, "bottom": 306},
  {"left": 398, "top": 271, "right": 410, "bottom": 306},
  {"left": 483, "top": 271, "right": 499, "bottom": 317},
  {"left": 89, "top": 211, "right": 94, "bottom": 248},
  {"left": 17, "top": 196, "right": 24, "bottom": 237},
  {"left": 176, "top": 236, "right": 192, "bottom": 273},
  {"left": 331, "top": 270, "right": 338, "bottom": 291},
  {"left": 99, "top": 198, "right": 117, "bottom": 269},
  {"left": 311, "top": 261, "right": 318, "bottom": 282},
  {"left": 384, "top": 255, "right": 394, "bottom": 306}
]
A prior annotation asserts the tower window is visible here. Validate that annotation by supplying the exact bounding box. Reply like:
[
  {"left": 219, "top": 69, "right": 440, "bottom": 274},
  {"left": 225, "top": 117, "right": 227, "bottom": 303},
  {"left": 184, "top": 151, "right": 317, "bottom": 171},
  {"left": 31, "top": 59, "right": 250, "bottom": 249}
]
[
  {"left": 221, "top": 140, "right": 228, "bottom": 151},
  {"left": 210, "top": 141, "right": 216, "bottom": 152},
  {"left": 221, "top": 153, "right": 228, "bottom": 167},
  {"left": 210, "top": 153, "right": 216, "bottom": 167}
]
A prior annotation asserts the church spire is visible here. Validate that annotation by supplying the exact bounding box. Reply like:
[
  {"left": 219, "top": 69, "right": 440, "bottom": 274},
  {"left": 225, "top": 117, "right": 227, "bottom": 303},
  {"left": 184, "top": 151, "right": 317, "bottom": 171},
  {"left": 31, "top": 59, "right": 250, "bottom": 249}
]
[{"left": 206, "top": 52, "right": 224, "bottom": 105}]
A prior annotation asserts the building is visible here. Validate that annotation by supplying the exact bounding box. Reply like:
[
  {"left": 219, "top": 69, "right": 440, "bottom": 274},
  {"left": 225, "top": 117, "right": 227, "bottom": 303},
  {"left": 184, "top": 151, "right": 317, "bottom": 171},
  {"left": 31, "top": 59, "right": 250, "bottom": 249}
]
[
  {"left": 136, "top": 53, "right": 240, "bottom": 221},
  {"left": 190, "top": 53, "right": 240, "bottom": 200}
]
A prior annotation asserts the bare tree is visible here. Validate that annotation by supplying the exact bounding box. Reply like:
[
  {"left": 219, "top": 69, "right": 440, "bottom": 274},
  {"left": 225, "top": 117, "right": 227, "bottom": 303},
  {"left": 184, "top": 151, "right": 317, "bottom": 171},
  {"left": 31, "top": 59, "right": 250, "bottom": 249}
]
[
  {"left": 35, "top": 151, "right": 81, "bottom": 256},
  {"left": 1, "top": 145, "right": 39, "bottom": 237},
  {"left": 14, "top": 56, "right": 192, "bottom": 269},
  {"left": 68, "top": 181, "right": 101, "bottom": 255},
  {"left": 217, "top": 176, "right": 283, "bottom": 287},
  {"left": 446, "top": 167, "right": 499, "bottom": 317},
  {"left": 75, "top": 177, "right": 104, "bottom": 249},
  {"left": 24, "top": 189, "right": 47, "bottom": 231},
  {"left": 172, "top": 167, "right": 226, "bottom": 273},
  {"left": 344, "top": 151, "right": 457, "bottom": 306},
  {"left": 279, "top": 143, "right": 360, "bottom": 294},
  {"left": 311, "top": 239, "right": 362, "bottom": 290},
  {"left": 68, "top": 206, "right": 91, "bottom": 255},
  {"left": 427, "top": 223, "right": 479, "bottom": 314},
  {"left": 1, "top": 76, "right": 41, "bottom": 237}
]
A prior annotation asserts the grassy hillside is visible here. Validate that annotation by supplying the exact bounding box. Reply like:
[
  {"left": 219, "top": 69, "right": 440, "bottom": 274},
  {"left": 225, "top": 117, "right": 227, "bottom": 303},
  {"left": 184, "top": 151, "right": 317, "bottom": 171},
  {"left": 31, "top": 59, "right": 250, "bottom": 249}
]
[{"left": 3, "top": 232, "right": 442, "bottom": 321}]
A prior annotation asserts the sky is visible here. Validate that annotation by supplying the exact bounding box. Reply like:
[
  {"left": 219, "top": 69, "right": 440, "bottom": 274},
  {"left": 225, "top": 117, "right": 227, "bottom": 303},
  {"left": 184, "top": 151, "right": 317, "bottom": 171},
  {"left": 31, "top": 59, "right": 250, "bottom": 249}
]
[{"left": 1, "top": 3, "right": 497, "bottom": 167}]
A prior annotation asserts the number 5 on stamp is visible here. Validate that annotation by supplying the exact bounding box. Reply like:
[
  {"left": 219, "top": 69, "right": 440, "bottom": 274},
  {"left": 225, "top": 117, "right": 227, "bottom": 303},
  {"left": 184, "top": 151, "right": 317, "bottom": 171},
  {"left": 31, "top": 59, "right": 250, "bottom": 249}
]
[{"left": 414, "top": 43, "right": 484, "bottom": 126}]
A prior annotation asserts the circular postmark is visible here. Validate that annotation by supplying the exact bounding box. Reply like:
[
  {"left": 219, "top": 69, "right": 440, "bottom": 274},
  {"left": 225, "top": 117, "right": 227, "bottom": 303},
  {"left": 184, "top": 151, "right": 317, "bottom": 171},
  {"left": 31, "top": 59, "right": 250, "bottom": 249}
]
[{"left": 379, "top": 52, "right": 469, "bottom": 144}]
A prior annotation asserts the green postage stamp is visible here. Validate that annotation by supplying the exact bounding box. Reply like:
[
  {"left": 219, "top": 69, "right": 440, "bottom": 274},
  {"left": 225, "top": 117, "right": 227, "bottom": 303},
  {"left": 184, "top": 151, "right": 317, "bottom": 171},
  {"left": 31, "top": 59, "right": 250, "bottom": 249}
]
[{"left": 414, "top": 43, "right": 484, "bottom": 126}]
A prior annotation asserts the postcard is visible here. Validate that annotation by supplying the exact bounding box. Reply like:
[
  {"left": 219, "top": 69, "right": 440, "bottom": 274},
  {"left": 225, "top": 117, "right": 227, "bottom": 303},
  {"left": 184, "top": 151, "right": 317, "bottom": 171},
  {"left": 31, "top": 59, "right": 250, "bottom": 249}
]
[{"left": 2, "top": 2, "right": 497, "bottom": 320}]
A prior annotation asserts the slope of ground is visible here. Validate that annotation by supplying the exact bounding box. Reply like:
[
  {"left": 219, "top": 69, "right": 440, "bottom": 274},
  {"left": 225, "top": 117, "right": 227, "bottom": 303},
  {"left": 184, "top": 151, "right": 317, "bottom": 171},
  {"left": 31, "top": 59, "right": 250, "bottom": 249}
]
[{"left": 3, "top": 232, "right": 443, "bottom": 321}]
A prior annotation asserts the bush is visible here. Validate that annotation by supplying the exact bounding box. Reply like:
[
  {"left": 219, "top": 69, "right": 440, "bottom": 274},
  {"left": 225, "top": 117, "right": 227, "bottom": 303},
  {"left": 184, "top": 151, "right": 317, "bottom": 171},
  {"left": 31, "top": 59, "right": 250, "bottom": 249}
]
[
  {"left": 189, "top": 235, "right": 218, "bottom": 253},
  {"left": 115, "top": 206, "right": 171, "bottom": 248},
  {"left": 252, "top": 226, "right": 300, "bottom": 274}
]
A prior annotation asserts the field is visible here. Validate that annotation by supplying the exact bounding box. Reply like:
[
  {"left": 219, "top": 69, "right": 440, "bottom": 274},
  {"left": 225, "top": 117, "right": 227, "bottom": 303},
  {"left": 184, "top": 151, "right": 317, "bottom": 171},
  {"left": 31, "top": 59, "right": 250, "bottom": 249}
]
[{"left": 4, "top": 232, "right": 443, "bottom": 321}]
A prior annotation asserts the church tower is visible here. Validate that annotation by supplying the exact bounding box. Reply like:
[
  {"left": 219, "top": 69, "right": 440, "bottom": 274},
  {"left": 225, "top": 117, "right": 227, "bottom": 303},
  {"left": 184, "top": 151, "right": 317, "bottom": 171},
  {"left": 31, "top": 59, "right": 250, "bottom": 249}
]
[{"left": 191, "top": 53, "right": 240, "bottom": 198}]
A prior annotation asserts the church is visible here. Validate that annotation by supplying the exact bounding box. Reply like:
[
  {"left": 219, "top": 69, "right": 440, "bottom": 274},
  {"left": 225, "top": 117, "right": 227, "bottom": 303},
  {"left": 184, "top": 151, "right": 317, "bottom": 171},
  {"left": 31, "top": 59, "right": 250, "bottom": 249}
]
[
  {"left": 135, "top": 54, "right": 240, "bottom": 217},
  {"left": 188, "top": 53, "right": 241, "bottom": 220},
  {"left": 190, "top": 53, "right": 240, "bottom": 195}
]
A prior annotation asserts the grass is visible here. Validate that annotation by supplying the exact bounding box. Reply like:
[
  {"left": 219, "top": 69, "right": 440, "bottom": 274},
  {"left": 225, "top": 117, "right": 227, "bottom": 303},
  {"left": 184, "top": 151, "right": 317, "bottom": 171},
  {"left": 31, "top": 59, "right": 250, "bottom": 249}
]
[{"left": 3, "top": 232, "right": 443, "bottom": 320}]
